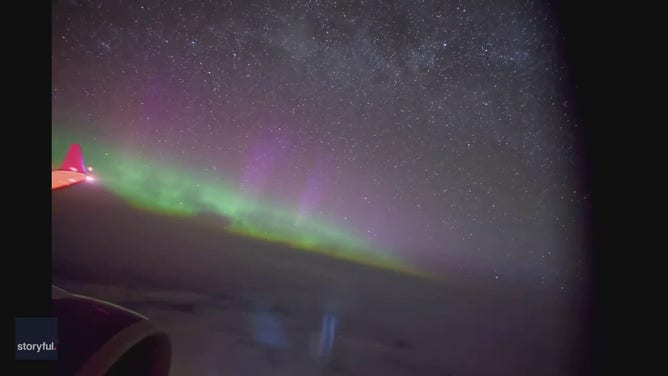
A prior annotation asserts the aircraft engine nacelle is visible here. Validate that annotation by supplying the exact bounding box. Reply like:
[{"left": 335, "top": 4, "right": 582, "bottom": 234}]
[{"left": 51, "top": 286, "right": 171, "bottom": 376}]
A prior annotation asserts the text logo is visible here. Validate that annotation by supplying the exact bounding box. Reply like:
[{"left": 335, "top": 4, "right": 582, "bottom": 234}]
[{"left": 15, "top": 318, "right": 58, "bottom": 360}]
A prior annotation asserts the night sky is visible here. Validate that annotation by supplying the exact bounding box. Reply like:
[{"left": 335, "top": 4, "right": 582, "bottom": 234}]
[{"left": 52, "top": 0, "right": 588, "bottom": 290}]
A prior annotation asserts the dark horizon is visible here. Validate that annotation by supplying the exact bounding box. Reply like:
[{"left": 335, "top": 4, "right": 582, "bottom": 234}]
[{"left": 53, "top": 183, "right": 591, "bottom": 375}]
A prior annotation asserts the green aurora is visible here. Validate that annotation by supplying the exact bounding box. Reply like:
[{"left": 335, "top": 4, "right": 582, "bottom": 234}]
[{"left": 52, "top": 131, "right": 431, "bottom": 278}]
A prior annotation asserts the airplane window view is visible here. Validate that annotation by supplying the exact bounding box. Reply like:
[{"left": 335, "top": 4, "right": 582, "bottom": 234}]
[{"left": 50, "top": 1, "right": 594, "bottom": 375}]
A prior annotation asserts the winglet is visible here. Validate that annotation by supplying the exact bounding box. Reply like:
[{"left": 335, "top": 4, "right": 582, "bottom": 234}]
[
  {"left": 59, "top": 144, "right": 87, "bottom": 173},
  {"left": 52, "top": 144, "right": 94, "bottom": 190}
]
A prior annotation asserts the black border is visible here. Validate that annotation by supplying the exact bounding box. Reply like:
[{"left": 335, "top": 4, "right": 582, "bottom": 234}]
[
  {"left": 9, "top": 1, "right": 53, "bottom": 374},
  {"left": 551, "top": 2, "right": 608, "bottom": 375}
]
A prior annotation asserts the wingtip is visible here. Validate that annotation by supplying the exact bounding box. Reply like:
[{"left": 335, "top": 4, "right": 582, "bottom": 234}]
[{"left": 59, "top": 144, "right": 87, "bottom": 173}]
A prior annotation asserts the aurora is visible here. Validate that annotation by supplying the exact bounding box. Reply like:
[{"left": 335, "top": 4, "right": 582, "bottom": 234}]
[{"left": 52, "top": 130, "right": 426, "bottom": 277}]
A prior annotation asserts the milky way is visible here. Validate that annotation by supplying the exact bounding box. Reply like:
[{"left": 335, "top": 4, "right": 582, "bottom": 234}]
[{"left": 52, "top": 0, "right": 588, "bottom": 288}]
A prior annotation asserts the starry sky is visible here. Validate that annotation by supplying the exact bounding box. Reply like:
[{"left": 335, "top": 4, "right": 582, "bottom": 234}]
[{"left": 52, "top": 0, "right": 589, "bottom": 289}]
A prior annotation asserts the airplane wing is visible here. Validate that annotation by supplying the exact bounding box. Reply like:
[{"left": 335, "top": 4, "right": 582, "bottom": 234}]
[{"left": 52, "top": 144, "right": 94, "bottom": 190}]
